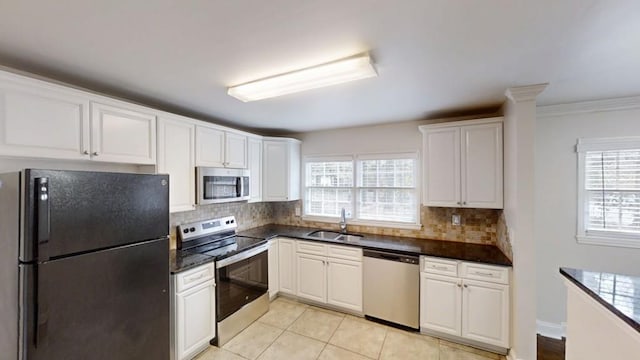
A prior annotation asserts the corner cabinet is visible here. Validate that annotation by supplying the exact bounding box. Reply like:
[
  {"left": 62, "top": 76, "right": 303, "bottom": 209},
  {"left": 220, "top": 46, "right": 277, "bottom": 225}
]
[
  {"left": 419, "top": 118, "right": 503, "bottom": 209},
  {"left": 420, "top": 256, "right": 510, "bottom": 353},
  {"left": 247, "top": 136, "right": 263, "bottom": 202},
  {"left": 262, "top": 137, "right": 301, "bottom": 202},
  {"left": 172, "top": 263, "right": 216, "bottom": 360},
  {"left": 157, "top": 116, "right": 196, "bottom": 213},
  {"left": 195, "top": 125, "right": 247, "bottom": 169}
]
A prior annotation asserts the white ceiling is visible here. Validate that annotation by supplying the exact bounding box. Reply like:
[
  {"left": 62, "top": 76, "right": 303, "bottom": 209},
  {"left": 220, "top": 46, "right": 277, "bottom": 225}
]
[{"left": 0, "top": 1, "right": 639, "bottom": 133}]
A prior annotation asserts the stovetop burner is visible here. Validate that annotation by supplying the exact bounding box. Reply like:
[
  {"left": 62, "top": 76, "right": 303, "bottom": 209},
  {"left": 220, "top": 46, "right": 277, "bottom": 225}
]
[{"left": 177, "top": 216, "right": 267, "bottom": 262}]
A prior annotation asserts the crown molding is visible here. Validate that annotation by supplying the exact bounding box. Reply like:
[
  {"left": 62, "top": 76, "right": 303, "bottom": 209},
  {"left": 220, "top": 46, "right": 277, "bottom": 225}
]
[
  {"left": 537, "top": 95, "right": 640, "bottom": 118},
  {"left": 505, "top": 83, "right": 549, "bottom": 102}
]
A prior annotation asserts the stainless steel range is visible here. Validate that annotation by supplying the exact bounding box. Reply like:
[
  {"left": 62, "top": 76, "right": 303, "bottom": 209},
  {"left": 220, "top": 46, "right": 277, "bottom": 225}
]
[{"left": 177, "top": 216, "right": 269, "bottom": 346}]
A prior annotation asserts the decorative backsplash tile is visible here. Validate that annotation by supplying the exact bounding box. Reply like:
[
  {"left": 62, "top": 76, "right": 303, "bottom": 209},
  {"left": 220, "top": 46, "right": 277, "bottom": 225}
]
[
  {"left": 169, "top": 200, "right": 502, "bottom": 249},
  {"left": 272, "top": 200, "right": 500, "bottom": 245},
  {"left": 496, "top": 211, "right": 513, "bottom": 261},
  {"left": 169, "top": 202, "right": 273, "bottom": 248}
]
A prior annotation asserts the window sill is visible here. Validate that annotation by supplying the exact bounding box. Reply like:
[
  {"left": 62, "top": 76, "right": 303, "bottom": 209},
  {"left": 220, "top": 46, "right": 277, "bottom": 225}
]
[
  {"left": 301, "top": 215, "right": 422, "bottom": 231},
  {"left": 576, "top": 234, "right": 640, "bottom": 249}
]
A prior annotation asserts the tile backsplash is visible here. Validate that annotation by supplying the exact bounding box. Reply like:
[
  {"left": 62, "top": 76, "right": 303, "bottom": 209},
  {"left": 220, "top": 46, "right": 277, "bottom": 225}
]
[
  {"left": 169, "top": 200, "right": 502, "bottom": 249},
  {"left": 169, "top": 202, "right": 273, "bottom": 248},
  {"left": 272, "top": 200, "right": 500, "bottom": 245}
]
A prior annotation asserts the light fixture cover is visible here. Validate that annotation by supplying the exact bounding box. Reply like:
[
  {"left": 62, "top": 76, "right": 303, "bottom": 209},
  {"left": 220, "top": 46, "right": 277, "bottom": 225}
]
[{"left": 227, "top": 53, "right": 377, "bottom": 102}]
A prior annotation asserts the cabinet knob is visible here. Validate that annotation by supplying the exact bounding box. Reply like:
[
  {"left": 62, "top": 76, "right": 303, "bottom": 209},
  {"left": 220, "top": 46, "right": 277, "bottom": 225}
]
[
  {"left": 457, "top": 283, "right": 462, "bottom": 288},
  {"left": 463, "top": 284, "right": 468, "bottom": 288},
  {"left": 83, "top": 150, "right": 89, "bottom": 155},
  {"left": 92, "top": 152, "right": 99, "bottom": 156},
  {"left": 457, "top": 201, "right": 461, "bottom": 206},
  {"left": 462, "top": 201, "right": 467, "bottom": 205}
]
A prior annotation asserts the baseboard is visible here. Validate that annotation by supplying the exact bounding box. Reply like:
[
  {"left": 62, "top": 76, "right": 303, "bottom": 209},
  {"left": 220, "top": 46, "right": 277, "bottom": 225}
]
[{"left": 536, "top": 319, "right": 566, "bottom": 340}]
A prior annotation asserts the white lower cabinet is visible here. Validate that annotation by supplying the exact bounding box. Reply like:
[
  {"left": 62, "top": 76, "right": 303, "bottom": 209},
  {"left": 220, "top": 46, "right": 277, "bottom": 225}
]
[
  {"left": 268, "top": 239, "right": 279, "bottom": 299},
  {"left": 173, "top": 263, "right": 216, "bottom": 360},
  {"left": 277, "top": 238, "right": 297, "bottom": 295},
  {"left": 420, "top": 256, "right": 510, "bottom": 351},
  {"left": 295, "top": 241, "right": 363, "bottom": 312},
  {"left": 296, "top": 253, "right": 327, "bottom": 303}
]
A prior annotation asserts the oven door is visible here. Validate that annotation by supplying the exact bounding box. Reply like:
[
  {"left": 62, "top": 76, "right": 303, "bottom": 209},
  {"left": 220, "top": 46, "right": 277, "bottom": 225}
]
[{"left": 215, "top": 244, "right": 268, "bottom": 321}]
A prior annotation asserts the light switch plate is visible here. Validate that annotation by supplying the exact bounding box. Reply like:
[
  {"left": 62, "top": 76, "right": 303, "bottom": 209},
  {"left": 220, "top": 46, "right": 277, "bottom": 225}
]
[{"left": 452, "top": 214, "right": 461, "bottom": 226}]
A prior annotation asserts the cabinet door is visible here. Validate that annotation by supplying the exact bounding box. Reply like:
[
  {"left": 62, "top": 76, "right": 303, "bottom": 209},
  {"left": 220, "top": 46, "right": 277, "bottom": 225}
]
[
  {"left": 327, "top": 258, "right": 362, "bottom": 312},
  {"left": 225, "top": 132, "right": 247, "bottom": 168},
  {"left": 296, "top": 253, "right": 327, "bottom": 303},
  {"left": 263, "top": 140, "right": 288, "bottom": 201},
  {"left": 90, "top": 102, "right": 156, "bottom": 164},
  {"left": 420, "top": 273, "right": 461, "bottom": 336},
  {"left": 176, "top": 281, "right": 216, "bottom": 360},
  {"left": 248, "top": 137, "right": 263, "bottom": 202},
  {"left": 268, "top": 239, "right": 279, "bottom": 299},
  {"left": 157, "top": 117, "right": 196, "bottom": 213},
  {"left": 0, "top": 78, "right": 90, "bottom": 160},
  {"left": 195, "top": 126, "right": 225, "bottom": 167},
  {"left": 277, "top": 239, "right": 296, "bottom": 295},
  {"left": 423, "top": 127, "right": 461, "bottom": 206},
  {"left": 461, "top": 123, "right": 503, "bottom": 209},
  {"left": 461, "top": 279, "right": 509, "bottom": 348}
]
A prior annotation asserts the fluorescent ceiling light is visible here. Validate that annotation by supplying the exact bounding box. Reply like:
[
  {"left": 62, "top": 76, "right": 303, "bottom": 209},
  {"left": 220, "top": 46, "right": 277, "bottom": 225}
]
[{"left": 227, "top": 53, "right": 377, "bottom": 102}]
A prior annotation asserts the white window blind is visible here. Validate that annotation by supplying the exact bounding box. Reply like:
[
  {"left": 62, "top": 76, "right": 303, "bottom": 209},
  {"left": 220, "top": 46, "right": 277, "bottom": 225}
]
[
  {"left": 576, "top": 137, "right": 640, "bottom": 248},
  {"left": 357, "top": 158, "right": 417, "bottom": 223},
  {"left": 305, "top": 160, "right": 353, "bottom": 217},
  {"left": 584, "top": 149, "right": 640, "bottom": 235},
  {"left": 303, "top": 153, "right": 419, "bottom": 227}
]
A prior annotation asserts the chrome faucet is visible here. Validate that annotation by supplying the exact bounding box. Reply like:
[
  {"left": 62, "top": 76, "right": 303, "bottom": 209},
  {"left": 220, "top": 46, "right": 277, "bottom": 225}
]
[{"left": 339, "top": 208, "right": 347, "bottom": 233}]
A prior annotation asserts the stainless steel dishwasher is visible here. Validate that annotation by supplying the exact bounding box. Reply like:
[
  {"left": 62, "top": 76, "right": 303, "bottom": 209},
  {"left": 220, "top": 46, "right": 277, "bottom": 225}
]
[{"left": 363, "top": 249, "right": 420, "bottom": 330}]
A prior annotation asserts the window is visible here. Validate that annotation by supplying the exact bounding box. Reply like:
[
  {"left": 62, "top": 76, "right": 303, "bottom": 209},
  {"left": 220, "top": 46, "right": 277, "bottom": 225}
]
[
  {"left": 304, "top": 153, "right": 419, "bottom": 228},
  {"left": 577, "top": 137, "right": 640, "bottom": 248}
]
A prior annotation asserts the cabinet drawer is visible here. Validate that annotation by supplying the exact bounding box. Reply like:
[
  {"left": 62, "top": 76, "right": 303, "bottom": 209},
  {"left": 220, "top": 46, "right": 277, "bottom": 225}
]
[
  {"left": 176, "top": 263, "right": 215, "bottom": 293},
  {"left": 421, "top": 256, "right": 459, "bottom": 276},
  {"left": 296, "top": 240, "right": 326, "bottom": 256},
  {"left": 327, "top": 244, "right": 362, "bottom": 262},
  {"left": 460, "top": 262, "right": 509, "bottom": 284}
]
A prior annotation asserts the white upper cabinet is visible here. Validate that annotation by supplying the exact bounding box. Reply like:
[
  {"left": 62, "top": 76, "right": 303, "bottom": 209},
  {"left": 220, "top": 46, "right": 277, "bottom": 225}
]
[
  {"left": 195, "top": 125, "right": 247, "bottom": 169},
  {"left": 90, "top": 102, "right": 157, "bottom": 164},
  {"left": 0, "top": 72, "right": 91, "bottom": 160},
  {"left": 247, "top": 136, "right": 263, "bottom": 202},
  {"left": 263, "top": 137, "right": 301, "bottom": 202},
  {"left": 419, "top": 118, "right": 503, "bottom": 209},
  {"left": 158, "top": 116, "right": 196, "bottom": 213},
  {"left": 0, "top": 70, "right": 156, "bottom": 165}
]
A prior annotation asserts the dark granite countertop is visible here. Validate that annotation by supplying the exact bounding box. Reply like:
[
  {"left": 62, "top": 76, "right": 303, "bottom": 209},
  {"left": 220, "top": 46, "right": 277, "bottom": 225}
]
[
  {"left": 560, "top": 267, "right": 640, "bottom": 333},
  {"left": 237, "top": 224, "right": 512, "bottom": 267}
]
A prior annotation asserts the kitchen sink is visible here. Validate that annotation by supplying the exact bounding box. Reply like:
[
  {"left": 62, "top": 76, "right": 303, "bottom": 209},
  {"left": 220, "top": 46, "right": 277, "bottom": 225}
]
[{"left": 306, "top": 230, "right": 363, "bottom": 242}]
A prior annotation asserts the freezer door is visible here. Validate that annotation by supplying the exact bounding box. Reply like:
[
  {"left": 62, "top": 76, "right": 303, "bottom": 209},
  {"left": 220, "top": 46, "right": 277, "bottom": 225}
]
[
  {"left": 22, "top": 169, "right": 169, "bottom": 262},
  {"left": 20, "top": 238, "right": 169, "bottom": 360}
]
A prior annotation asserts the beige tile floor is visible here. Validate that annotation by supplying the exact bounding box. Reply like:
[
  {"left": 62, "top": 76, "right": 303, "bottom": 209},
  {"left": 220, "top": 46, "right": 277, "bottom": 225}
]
[{"left": 196, "top": 297, "right": 506, "bottom": 360}]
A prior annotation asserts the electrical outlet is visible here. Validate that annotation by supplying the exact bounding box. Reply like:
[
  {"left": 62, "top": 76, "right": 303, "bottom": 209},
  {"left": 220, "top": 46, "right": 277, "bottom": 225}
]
[
  {"left": 294, "top": 205, "right": 301, "bottom": 217},
  {"left": 452, "top": 214, "right": 461, "bottom": 226}
]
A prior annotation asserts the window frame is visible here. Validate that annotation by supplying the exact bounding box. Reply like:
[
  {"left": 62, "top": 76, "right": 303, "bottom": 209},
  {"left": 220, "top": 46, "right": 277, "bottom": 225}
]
[
  {"left": 302, "top": 152, "right": 421, "bottom": 230},
  {"left": 576, "top": 137, "right": 640, "bottom": 248}
]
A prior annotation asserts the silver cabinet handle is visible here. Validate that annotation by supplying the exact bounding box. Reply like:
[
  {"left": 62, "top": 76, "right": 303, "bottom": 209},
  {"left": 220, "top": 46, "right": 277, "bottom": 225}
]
[
  {"left": 473, "top": 271, "right": 494, "bottom": 276},
  {"left": 432, "top": 265, "right": 448, "bottom": 270}
]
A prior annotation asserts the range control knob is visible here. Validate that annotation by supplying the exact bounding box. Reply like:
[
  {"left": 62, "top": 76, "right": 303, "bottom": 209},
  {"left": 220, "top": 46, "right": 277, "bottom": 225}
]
[
  {"left": 190, "top": 227, "right": 196, "bottom": 232},
  {"left": 183, "top": 229, "right": 189, "bottom": 234}
]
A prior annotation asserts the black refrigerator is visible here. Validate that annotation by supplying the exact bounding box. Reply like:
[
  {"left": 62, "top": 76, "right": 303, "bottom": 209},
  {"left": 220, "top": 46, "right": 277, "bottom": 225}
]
[{"left": 0, "top": 169, "right": 170, "bottom": 360}]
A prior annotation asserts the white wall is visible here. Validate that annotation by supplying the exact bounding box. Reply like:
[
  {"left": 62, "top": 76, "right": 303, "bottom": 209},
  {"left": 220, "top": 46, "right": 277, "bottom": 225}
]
[
  {"left": 535, "top": 104, "right": 640, "bottom": 334},
  {"left": 297, "top": 119, "right": 423, "bottom": 156},
  {"left": 503, "top": 85, "right": 545, "bottom": 360}
]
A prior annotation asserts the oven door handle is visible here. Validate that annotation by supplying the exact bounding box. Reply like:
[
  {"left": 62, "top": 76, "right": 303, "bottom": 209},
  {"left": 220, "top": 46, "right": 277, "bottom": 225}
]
[{"left": 216, "top": 243, "right": 269, "bottom": 268}]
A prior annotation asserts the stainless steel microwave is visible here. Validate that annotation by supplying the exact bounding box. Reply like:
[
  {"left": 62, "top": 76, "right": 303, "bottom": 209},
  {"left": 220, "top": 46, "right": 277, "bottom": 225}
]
[{"left": 197, "top": 167, "right": 250, "bottom": 204}]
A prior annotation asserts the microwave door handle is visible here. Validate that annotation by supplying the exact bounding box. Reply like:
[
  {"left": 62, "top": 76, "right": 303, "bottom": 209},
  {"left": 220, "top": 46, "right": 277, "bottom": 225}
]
[{"left": 236, "top": 177, "right": 242, "bottom": 197}]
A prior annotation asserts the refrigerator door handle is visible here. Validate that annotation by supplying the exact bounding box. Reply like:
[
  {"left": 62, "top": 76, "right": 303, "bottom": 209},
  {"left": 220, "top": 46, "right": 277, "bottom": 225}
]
[
  {"left": 34, "top": 266, "right": 49, "bottom": 347},
  {"left": 35, "top": 178, "right": 50, "bottom": 262}
]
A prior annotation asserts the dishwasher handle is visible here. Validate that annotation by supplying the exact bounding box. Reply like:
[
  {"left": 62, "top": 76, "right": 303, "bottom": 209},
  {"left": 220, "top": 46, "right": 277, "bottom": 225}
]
[{"left": 363, "top": 249, "right": 419, "bottom": 265}]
